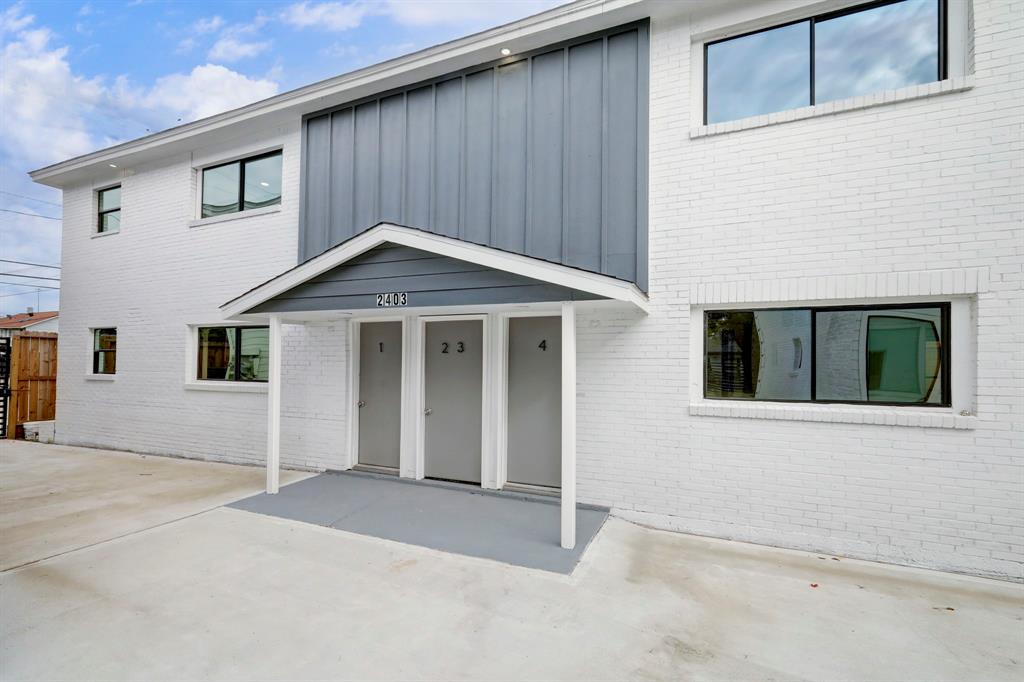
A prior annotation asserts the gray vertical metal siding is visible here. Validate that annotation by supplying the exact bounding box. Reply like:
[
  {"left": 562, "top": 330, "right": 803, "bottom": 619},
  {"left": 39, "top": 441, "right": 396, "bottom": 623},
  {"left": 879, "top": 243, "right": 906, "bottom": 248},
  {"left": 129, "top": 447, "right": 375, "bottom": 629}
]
[{"left": 300, "top": 22, "right": 649, "bottom": 289}]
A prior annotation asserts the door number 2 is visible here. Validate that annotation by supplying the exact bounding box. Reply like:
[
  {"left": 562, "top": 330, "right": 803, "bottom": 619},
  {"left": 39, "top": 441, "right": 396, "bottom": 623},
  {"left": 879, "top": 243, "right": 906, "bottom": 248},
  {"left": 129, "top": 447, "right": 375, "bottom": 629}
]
[{"left": 440, "top": 341, "right": 465, "bottom": 354}]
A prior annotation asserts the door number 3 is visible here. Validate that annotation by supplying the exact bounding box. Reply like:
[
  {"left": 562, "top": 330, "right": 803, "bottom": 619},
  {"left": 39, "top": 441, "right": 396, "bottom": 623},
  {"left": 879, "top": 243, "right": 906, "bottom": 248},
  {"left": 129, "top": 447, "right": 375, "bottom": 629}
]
[{"left": 441, "top": 341, "right": 465, "bottom": 354}]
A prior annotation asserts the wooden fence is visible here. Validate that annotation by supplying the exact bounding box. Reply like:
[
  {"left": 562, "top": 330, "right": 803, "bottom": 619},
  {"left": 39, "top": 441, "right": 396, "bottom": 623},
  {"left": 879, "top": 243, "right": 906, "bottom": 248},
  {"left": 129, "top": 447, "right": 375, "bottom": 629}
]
[{"left": 5, "top": 332, "right": 58, "bottom": 439}]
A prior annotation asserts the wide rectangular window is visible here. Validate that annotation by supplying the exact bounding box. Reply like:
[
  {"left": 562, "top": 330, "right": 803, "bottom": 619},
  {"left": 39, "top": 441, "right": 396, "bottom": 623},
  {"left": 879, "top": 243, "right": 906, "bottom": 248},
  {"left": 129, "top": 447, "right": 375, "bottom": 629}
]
[
  {"left": 97, "top": 186, "right": 121, "bottom": 233},
  {"left": 201, "top": 151, "right": 281, "bottom": 218},
  {"left": 704, "top": 0, "right": 945, "bottom": 124},
  {"left": 197, "top": 326, "right": 269, "bottom": 382},
  {"left": 704, "top": 303, "right": 949, "bottom": 406},
  {"left": 93, "top": 328, "right": 116, "bottom": 374}
]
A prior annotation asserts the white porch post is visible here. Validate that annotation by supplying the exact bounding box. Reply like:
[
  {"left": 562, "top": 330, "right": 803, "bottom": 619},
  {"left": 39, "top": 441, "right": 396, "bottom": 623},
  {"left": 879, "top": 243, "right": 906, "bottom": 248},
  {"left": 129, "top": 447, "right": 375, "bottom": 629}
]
[
  {"left": 266, "top": 314, "right": 283, "bottom": 494},
  {"left": 561, "top": 301, "right": 577, "bottom": 550}
]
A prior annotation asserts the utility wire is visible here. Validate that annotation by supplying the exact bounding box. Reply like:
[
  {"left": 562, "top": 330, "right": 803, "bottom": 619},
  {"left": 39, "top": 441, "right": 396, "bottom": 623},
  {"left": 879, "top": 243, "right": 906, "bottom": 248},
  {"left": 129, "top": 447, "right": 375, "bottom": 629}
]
[
  {"left": 0, "top": 272, "right": 61, "bottom": 281},
  {"left": 0, "top": 190, "right": 62, "bottom": 208},
  {"left": 0, "top": 259, "right": 60, "bottom": 269},
  {"left": 0, "top": 288, "right": 56, "bottom": 300},
  {"left": 0, "top": 281, "right": 59, "bottom": 290},
  {"left": 0, "top": 208, "right": 61, "bottom": 221}
]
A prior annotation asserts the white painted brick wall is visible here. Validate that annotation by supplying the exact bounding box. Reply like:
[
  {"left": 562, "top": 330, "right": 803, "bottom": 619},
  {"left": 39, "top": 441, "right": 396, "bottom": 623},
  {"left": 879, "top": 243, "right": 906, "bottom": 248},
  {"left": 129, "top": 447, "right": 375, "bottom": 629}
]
[
  {"left": 55, "top": 122, "right": 349, "bottom": 472},
  {"left": 574, "top": 0, "right": 1022, "bottom": 581},
  {"left": 53, "top": 0, "right": 1022, "bottom": 580}
]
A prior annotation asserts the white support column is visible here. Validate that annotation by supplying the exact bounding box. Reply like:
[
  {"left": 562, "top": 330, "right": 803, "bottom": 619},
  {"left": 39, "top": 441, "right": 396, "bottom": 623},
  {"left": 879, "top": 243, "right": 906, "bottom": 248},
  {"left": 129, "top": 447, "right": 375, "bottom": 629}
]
[
  {"left": 560, "top": 301, "right": 577, "bottom": 550},
  {"left": 266, "top": 314, "right": 283, "bottom": 494}
]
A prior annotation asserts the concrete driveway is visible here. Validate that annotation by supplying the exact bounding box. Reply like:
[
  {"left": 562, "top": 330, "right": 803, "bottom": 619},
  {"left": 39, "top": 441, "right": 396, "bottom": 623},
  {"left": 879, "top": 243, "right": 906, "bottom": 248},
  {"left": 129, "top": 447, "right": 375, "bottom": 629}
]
[{"left": 1, "top": 442, "right": 1022, "bottom": 681}]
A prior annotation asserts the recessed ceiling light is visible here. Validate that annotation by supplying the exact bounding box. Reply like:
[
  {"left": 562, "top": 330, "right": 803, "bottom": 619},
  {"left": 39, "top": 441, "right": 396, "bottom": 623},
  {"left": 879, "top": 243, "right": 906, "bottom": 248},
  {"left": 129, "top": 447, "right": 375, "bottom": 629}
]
[
  {"left": 108, "top": 163, "right": 117, "bottom": 168},
  {"left": 500, "top": 47, "right": 511, "bottom": 56},
  {"left": 260, "top": 181, "right": 269, "bottom": 187}
]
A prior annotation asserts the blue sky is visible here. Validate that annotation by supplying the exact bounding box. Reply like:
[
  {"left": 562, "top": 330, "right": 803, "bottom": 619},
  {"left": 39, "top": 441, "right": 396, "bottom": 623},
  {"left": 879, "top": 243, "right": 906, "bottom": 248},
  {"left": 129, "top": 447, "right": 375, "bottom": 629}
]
[{"left": 0, "top": 0, "right": 560, "bottom": 314}]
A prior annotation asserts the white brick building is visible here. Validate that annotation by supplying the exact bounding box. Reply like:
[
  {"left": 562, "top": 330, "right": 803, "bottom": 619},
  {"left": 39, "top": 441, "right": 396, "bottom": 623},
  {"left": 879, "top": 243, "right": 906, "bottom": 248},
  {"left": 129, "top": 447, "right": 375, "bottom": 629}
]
[{"left": 31, "top": 0, "right": 1023, "bottom": 580}]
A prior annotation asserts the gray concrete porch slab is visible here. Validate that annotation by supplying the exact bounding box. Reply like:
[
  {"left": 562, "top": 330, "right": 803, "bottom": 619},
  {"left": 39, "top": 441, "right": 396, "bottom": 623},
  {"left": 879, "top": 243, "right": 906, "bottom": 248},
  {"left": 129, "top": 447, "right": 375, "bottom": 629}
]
[{"left": 228, "top": 471, "right": 607, "bottom": 573}]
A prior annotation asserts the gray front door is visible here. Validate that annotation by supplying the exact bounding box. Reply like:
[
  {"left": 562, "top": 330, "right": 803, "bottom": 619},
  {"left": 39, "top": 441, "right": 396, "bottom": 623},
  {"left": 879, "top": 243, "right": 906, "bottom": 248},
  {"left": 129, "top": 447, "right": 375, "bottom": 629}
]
[
  {"left": 424, "top": 319, "right": 483, "bottom": 484},
  {"left": 358, "top": 321, "right": 402, "bottom": 469},
  {"left": 506, "top": 316, "right": 561, "bottom": 488}
]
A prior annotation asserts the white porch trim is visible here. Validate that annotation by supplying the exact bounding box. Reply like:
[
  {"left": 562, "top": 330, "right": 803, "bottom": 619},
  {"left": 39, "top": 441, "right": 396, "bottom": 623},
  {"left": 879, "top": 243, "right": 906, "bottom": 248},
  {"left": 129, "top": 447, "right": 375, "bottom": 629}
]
[
  {"left": 561, "top": 301, "right": 577, "bottom": 550},
  {"left": 266, "top": 314, "right": 283, "bottom": 494},
  {"left": 220, "top": 223, "right": 649, "bottom": 320}
]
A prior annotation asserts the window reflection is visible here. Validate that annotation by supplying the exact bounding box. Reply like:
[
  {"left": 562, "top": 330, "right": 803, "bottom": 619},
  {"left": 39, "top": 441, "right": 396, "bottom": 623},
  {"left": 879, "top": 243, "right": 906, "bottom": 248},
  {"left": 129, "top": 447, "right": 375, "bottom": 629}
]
[
  {"left": 815, "top": 0, "right": 939, "bottom": 103},
  {"left": 201, "top": 163, "right": 240, "bottom": 218},
  {"left": 705, "top": 310, "right": 812, "bottom": 400},
  {"left": 815, "top": 307, "right": 943, "bottom": 404},
  {"left": 243, "top": 154, "right": 283, "bottom": 211},
  {"left": 706, "top": 21, "right": 811, "bottom": 124},
  {"left": 197, "top": 326, "right": 268, "bottom": 382}
]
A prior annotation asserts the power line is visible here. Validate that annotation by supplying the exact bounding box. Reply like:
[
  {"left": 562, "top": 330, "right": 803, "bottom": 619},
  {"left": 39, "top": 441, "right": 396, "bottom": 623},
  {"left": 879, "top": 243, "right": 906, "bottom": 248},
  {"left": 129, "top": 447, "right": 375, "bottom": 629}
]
[
  {"left": 0, "top": 288, "right": 56, "bottom": 300},
  {"left": 0, "top": 270, "right": 59, "bottom": 278},
  {"left": 0, "top": 259, "right": 60, "bottom": 269},
  {"left": 0, "top": 190, "right": 62, "bottom": 208},
  {"left": 0, "top": 281, "right": 59, "bottom": 290},
  {"left": 0, "top": 208, "right": 61, "bottom": 221}
]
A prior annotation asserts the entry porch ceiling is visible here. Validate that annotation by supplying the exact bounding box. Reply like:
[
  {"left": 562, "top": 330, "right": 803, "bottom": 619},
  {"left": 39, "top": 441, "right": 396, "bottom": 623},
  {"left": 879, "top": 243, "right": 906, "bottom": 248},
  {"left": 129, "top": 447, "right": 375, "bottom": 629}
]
[{"left": 221, "top": 223, "right": 649, "bottom": 321}]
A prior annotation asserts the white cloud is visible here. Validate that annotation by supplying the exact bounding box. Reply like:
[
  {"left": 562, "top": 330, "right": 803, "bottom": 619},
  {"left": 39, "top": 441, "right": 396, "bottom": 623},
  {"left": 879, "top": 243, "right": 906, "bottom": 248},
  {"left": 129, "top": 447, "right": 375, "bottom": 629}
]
[
  {"left": 0, "top": 3, "right": 34, "bottom": 33},
  {"left": 1, "top": 5, "right": 279, "bottom": 165},
  {"left": 280, "top": 1, "right": 369, "bottom": 31},
  {"left": 176, "top": 37, "right": 196, "bottom": 54},
  {"left": 208, "top": 36, "right": 271, "bottom": 62},
  {"left": 280, "top": 0, "right": 562, "bottom": 32},
  {"left": 320, "top": 42, "right": 359, "bottom": 58},
  {"left": 192, "top": 15, "right": 225, "bottom": 34},
  {"left": 0, "top": 24, "right": 104, "bottom": 164},
  {"left": 381, "top": 0, "right": 559, "bottom": 27},
  {"left": 116, "top": 64, "right": 279, "bottom": 122}
]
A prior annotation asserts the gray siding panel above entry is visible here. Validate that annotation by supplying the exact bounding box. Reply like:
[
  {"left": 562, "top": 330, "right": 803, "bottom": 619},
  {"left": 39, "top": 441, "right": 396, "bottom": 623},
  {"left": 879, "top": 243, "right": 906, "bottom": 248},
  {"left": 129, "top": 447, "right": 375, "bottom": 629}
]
[
  {"left": 299, "top": 21, "right": 649, "bottom": 291},
  {"left": 249, "top": 244, "right": 604, "bottom": 314}
]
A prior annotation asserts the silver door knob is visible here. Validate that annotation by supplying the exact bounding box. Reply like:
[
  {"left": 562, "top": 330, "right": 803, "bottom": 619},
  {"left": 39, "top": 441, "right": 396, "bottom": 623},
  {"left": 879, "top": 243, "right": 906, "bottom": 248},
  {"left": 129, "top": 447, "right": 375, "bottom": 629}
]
[
  {"left": 357, "top": 400, "right": 366, "bottom": 408},
  {"left": 424, "top": 408, "right": 433, "bottom": 416}
]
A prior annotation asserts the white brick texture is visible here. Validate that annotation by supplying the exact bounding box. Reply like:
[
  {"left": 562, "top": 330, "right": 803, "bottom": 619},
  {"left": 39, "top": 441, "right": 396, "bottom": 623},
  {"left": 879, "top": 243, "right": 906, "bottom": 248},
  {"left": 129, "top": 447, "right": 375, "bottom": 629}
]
[{"left": 53, "top": 0, "right": 1023, "bottom": 581}]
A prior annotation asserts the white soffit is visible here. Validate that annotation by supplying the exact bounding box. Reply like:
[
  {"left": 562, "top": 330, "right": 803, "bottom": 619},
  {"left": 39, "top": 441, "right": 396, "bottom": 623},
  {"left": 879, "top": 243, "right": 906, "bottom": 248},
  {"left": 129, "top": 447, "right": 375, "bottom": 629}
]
[{"left": 220, "top": 223, "right": 650, "bottom": 319}]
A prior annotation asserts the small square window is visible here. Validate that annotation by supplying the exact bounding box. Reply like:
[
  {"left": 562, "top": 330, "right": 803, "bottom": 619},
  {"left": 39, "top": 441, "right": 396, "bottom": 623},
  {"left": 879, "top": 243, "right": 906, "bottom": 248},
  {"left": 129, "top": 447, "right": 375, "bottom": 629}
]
[
  {"left": 97, "top": 186, "right": 121, "bottom": 233},
  {"left": 93, "top": 328, "right": 116, "bottom": 374}
]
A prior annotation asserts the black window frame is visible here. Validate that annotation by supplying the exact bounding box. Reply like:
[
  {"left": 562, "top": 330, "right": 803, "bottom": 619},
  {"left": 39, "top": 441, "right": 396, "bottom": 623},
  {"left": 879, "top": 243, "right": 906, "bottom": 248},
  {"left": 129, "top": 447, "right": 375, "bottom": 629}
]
[
  {"left": 196, "top": 325, "right": 270, "bottom": 383},
  {"left": 200, "top": 150, "right": 282, "bottom": 219},
  {"left": 92, "top": 328, "right": 117, "bottom": 375},
  {"left": 703, "top": 302, "right": 952, "bottom": 407},
  {"left": 703, "top": 0, "right": 948, "bottom": 125},
  {"left": 96, "top": 185, "right": 121, "bottom": 233}
]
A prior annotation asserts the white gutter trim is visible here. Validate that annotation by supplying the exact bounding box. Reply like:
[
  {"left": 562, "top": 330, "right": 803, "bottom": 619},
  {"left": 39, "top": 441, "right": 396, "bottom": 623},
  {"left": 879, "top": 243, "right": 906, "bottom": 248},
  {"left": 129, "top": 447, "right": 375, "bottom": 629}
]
[
  {"left": 219, "top": 223, "right": 649, "bottom": 318},
  {"left": 29, "top": 0, "right": 648, "bottom": 184}
]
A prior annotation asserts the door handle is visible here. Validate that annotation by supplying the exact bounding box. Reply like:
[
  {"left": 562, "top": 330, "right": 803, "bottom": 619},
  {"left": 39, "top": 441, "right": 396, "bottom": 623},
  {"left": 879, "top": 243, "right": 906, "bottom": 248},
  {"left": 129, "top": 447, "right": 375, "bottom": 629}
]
[
  {"left": 357, "top": 400, "right": 366, "bottom": 408},
  {"left": 424, "top": 408, "right": 432, "bottom": 416}
]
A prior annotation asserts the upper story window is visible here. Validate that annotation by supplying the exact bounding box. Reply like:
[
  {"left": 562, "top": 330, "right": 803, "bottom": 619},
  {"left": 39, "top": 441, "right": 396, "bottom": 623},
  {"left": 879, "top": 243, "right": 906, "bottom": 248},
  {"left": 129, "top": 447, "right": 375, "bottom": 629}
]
[
  {"left": 704, "top": 0, "right": 945, "bottom": 124},
  {"left": 93, "top": 328, "right": 117, "bottom": 374},
  {"left": 197, "top": 326, "right": 269, "bottom": 382},
  {"left": 97, "top": 186, "right": 121, "bottom": 233},
  {"left": 201, "top": 150, "right": 282, "bottom": 218},
  {"left": 704, "top": 303, "right": 949, "bottom": 406}
]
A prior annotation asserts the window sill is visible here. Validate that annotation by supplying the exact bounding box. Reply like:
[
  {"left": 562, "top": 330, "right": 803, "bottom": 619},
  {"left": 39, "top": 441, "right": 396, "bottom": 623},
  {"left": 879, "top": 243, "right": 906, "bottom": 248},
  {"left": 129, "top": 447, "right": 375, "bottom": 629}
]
[
  {"left": 184, "top": 381, "right": 268, "bottom": 394},
  {"left": 691, "top": 76, "right": 974, "bottom": 139},
  {"left": 91, "top": 230, "right": 120, "bottom": 239},
  {"left": 188, "top": 205, "right": 281, "bottom": 229},
  {"left": 85, "top": 374, "right": 116, "bottom": 381},
  {"left": 689, "top": 401, "right": 976, "bottom": 430}
]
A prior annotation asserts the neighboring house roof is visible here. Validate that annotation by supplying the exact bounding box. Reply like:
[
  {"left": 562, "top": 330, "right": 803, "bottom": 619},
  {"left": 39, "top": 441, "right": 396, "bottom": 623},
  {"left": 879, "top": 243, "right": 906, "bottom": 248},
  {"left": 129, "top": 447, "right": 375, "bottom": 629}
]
[
  {"left": 28, "top": 0, "right": 663, "bottom": 188},
  {"left": 0, "top": 311, "right": 58, "bottom": 330}
]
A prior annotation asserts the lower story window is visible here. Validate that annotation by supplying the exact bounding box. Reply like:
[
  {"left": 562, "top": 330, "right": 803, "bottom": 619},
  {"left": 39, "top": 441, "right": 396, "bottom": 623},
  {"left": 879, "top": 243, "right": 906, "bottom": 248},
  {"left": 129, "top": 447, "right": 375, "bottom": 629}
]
[
  {"left": 93, "top": 328, "right": 116, "bottom": 374},
  {"left": 197, "top": 326, "right": 269, "bottom": 382},
  {"left": 704, "top": 303, "right": 949, "bottom": 406}
]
